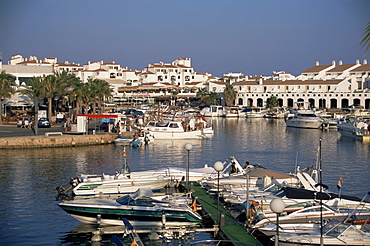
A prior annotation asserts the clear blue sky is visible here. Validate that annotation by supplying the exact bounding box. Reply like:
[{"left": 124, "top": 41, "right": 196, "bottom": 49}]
[{"left": 1, "top": 0, "right": 369, "bottom": 77}]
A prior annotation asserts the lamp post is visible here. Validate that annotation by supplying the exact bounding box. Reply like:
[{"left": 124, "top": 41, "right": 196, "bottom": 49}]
[
  {"left": 184, "top": 143, "right": 193, "bottom": 192},
  {"left": 270, "top": 198, "right": 285, "bottom": 246},
  {"left": 213, "top": 161, "right": 223, "bottom": 225}
]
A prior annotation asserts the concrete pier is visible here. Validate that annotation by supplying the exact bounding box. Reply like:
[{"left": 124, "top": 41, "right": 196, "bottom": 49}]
[
  {"left": 0, "top": 134, "right": 119, "bottom": 149},
  {"left": 0, "top": 122, "right": 135, "bottom": 149}
]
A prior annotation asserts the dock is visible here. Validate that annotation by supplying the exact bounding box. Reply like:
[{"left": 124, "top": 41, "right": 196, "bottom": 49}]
[{"left": 192, "top": 182, "right": 262, "bottom": 246}]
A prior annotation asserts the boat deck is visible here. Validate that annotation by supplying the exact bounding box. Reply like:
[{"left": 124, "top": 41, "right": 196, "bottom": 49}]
[{"left": 192, "top": 182, "right": 262, "bottom": 246}]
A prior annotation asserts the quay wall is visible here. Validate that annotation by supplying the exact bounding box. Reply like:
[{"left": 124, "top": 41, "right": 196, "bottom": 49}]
[{"left": 0, "top": 133, "right": 125, "bottom": 149}]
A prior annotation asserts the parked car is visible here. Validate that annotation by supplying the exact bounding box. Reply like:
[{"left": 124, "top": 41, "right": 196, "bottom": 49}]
[
  {"left": 17, "top": 117, "right": 33, "bottom": 128},
  {"left": 38, "top": 118, "right": 51, "bottom": 128}
]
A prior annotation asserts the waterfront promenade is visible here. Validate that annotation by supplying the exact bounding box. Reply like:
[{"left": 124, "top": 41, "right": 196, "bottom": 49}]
[{"left": 0, "top": 123, "right": 131, "bottom": 149}]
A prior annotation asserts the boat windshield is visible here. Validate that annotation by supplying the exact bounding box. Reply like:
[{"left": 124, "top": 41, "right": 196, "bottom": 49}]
[
  {"left": 323, "top": 220, "right": 349, "bottom": 237},
  {"left": 116, "top": 195, "right": 133, "bottom": 205},
  {"left": 298, "top": 113, "right": 318, "bottom": 117}
]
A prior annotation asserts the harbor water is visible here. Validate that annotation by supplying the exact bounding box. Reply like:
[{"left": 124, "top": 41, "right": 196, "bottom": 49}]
[{"left": 0, "top": 117, "right": 369, "bottom": 245}]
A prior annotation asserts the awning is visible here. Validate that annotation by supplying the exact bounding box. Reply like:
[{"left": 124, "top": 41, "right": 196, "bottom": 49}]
[{"left": 76, "top": 114, "right": 118, "bottom": 118}]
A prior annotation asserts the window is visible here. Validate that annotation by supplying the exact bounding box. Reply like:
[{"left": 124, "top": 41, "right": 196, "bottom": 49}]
[
  {"left": 185, "top": 76, "right": 190, "bottom": 81},
  {"left": 158, "top": 76, "right": 163, "bottom": 81}
]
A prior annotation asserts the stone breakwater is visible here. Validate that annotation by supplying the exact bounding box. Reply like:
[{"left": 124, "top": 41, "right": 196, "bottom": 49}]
[{"left": 0, "top": 134, "right": 120, "bottom": 149}]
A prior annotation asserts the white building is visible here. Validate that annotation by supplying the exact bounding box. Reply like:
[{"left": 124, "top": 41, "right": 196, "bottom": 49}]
[
  {"left": 1, "top": 54, "right": 370, "bottom": 109},
  {"left": 233, "top": 60, "right": 370, "bottom": 109}
]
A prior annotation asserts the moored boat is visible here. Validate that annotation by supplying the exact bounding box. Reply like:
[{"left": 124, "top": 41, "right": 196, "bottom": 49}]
[
  {"left": 146, "top": 120, "right": 205, "bottom": 139},
  {"left": 276, "top": 219, "right": 370, "bottom": 246},
  {"left": 254, "top": 203, "right": 370, "bottom": 228},
  {"left": 58, "top": 188, "right": 202, "bottom": 227},
  {"left": 285, "top": 110, "right": 323, "bottom": 129},
  {"left": 337, "top": 117, "right": 370, "bottom": 139},
  {"left": 57, "top": 156, "right": 170, "bottom": 197}
]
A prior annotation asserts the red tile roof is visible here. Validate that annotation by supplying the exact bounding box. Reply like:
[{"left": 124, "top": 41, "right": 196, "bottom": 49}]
[
  {"left": 302, "top": 65, "right": 332, "bottom": 73},
  {"left": 327, "top": 64, "right": 356, "bottom": 72}
]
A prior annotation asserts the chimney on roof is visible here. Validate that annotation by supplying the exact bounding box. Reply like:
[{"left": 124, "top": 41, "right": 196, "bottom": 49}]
[
  {"left": 364, "top": 59, "right": 368, "bottom": 65},
  {"left": 112, "top": 61, "right": 115, "bottom": 64},
  {"left": 332, "top": 60, "right": 336, "bottom": 66},
  {"left": 316, "top": 61, "right": 320, "bottom": 66},
  {"left": 339, "top": 60, "right": 343, "bottom": 65},
  {"left": 356, "top": 59, "right": 360, "bottom": 64},
  {"left": 259, "top": 78, "right": 263, "bottom": 85}
]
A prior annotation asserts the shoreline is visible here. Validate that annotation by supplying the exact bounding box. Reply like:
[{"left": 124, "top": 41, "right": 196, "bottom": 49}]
[{"left": 0, "top": 131, "right": 133, "bottom": 149}]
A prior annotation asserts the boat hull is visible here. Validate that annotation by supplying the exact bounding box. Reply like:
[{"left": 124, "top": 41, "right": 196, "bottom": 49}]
[
  {"left": 73, "top": 177, "right": 169, "bottom": 196},
  {"left": 58, "top": 202, "right": 202, "bottom": 227},
  {"left": 148, "top": 130, "right": 204, "bottom": 139},
  {"left": 286, "top": 119, "right": 323, "bottom": 129}
]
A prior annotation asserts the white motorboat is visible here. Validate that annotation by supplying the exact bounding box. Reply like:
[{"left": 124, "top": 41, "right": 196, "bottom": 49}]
[
  {"left": 337, "top": 117, "right": 370, "bottom": 139},
  {"left": 221, "top": 107, "right": 241, "bottom": 118},
  {"left": 201, "top": 105, "right": 223, "bottom": 117},
  {"left": 146, "top": 120, "right": 205, "bottom": 139},
  {"left": 69, "top": 171, "right": 169, "bottom": 196},
  {"left": 258, "top": 221, "right": 320, "bottom": 236},
  {"left": 114, "top": 135, "right": 134, "bottom": 146},
  {"left": 254, "top": 203, "right": 370, "bottom": 228},
  {"left": 285, "top": 110, "right": 323, "bottom": 129},
  {"left": 138, "top": 156, "right": 247, "bottom": 184},
  {"left": 263, "top": 108, "right": 288, "bottom": 119},
  {"left": 245, "top": 107, "right": 268, "bottom": 118},
  {"left": 276, "top": 219, "right": 370, "bottom": 246},
  {"left": 322, "top": 118, "right": 340, "bottom": 129},
  {"left": 58, "top": 188, "right": 202, "bottom": 227},
  {"left": 57, "top": 160, "right": 170, "bottom": 196}
]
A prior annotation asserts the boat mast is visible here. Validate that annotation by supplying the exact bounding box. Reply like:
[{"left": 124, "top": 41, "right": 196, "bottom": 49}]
[{"left": 319, "top": 138, "right": 323, "bottom": 246}]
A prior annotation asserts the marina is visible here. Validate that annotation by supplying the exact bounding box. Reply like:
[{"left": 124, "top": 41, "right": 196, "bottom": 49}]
[{"left": 0, "top": 117, "right": 370, "bottom": 245}]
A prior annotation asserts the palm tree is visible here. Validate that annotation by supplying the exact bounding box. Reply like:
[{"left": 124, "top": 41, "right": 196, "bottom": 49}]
[
  {"left": 18, "top": 76, "right": 46, "bottom": 135},
  {"left": 43, "top": 71, "right": 80, "bottom": 119},
  {"left": 361, "top": 21, "right": 370, "bottom": 54},
  {"left": 0, "top": 71, "right": 16, "bottom": 125},
  {"left": 67, "top": 80, "right": 88, "bottom": 115},
  {"left": 223, "top": 84, "right": 237, "bottom": 106},
  {"left": 54, "top": 71, "right": 81, "bottom": 114},
  {"left": 87, "top": 78, "right": 113, "bottom": 114},
  {"left": 207, "top": 91, "right": 219, "bottom": 105},
  {"left": 43, "top": 75, "right": 59, "bottom": 120}
]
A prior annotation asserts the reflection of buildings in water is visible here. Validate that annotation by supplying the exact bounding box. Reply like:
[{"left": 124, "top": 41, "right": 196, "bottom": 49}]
[{"left": 75, "top": 151, "right": 88, "bottom": 174}]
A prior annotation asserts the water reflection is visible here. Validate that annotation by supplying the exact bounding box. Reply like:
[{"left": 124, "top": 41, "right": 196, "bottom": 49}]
[{"left": 0, "top": 118, "right": 369, "bottom": 245}]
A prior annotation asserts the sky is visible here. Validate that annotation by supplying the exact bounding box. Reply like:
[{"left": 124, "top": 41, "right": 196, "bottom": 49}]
[{"left": 1, "top": 0, "right": 369, "bottom": 77}]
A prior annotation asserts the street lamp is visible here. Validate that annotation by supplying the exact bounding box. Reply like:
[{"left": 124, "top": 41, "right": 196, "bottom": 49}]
[
  {"left": 184, "top": 143, "right": 193, "bottom": 192},
  {"left": 214, "top": 161, "right": 223, "bottom": 225},
  {"left": 270, "top": 198, "right": 285, "bottom": 246}
]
